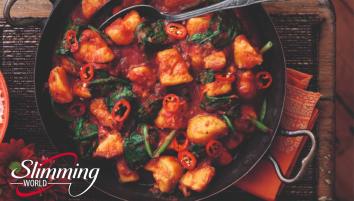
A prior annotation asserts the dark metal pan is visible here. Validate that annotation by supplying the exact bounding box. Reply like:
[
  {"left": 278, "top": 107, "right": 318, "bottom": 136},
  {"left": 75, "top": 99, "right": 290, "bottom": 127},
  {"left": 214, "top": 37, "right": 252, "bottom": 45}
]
[{"left": 4, "top": 0, "right": 316, "bottom": 200}]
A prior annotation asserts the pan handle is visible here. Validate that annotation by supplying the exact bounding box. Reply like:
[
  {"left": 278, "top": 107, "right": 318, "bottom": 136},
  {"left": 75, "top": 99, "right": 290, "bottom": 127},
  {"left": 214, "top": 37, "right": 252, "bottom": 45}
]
[
  {"left": 3, "top": 0, "right": 57, "bottom": 27},
  {"left": 267, "top": 130, "right": 316, "bottom": 184}
]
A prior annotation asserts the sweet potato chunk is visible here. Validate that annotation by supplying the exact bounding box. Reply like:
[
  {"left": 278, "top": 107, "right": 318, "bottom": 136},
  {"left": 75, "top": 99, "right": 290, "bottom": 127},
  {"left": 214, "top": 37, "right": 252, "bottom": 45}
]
[
  {"left": 90, "top": 98, "right": 115, "bottom": 128},
  {"left": 179, "top": 163, "right": 215, "bottom": 196},
  {"left": 82, "top": 0, "right": 109, "bottom": 19},
  {"left": 233, "top": 35, "right": 263, "bottom": 69},
  {"left": 56, "top": 56, "right": 79, "bottom": 75},
  {"left": 204, "top": 80, "right": 232, "bottom": 97},
  {"left": 105, "top": 19, "right": 134, "bottom": 45},
  {"left": 127, "top": 66, "right": 157, "bottom": 98},
  {"left": 188, "top": 45, "right": 204, "bottom": 69},
  {"left": 72, "top": 80, "right": 92, "bottom": 99},
  {"left": 104, "top": 10, "right": 142, "bottom": 45},
  {"left": 236, "top": 70, "right": 257, "bottom": 99},
  {"left": 186, "top": 14, "right": 212, "bottom": 36},
  {"left": 123, "top": 10, "right": 142, "bottom": 31},
  {"left": 116, "top": 159, "right": 140, "bottom": 183},
  {"left": 94, "top": 131, "right": 123, "bottom": 159},
  {"left": 204, "top": 51, "right": 226, "bottom": 70},
  {"left": 155, "top": 96, "right": 187, "bottom": 129},
  {"left": 73, "top": 29, "right": 115, "bottom": 63},
  {"left": 48, "top": 66, "right": 73, "bottom": 104},
  {"left": 156, "top": 48, "right": 193, "bottom": 86},
  {"left": 187, "top": 114, "right": 227, "bottom": 144},
  {"left": 127, "top": 65, "right": 155, "bottom": 85},
  {"left": 145, "top": 156, "right": 183, "bottom": 193},
  {"left": 186, "top": 43, "right": 213, "bottom": 69}
]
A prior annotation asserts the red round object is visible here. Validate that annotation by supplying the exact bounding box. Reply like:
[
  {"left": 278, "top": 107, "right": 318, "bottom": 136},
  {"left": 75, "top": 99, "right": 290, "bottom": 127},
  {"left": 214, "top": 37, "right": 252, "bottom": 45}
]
[
  {"left": 205, "top": 140, "right": 223, "bottom": 158},
  {"left": 171, "top": 133, "right": 189, "bottom": 152},
  {"left": 65, "top": 30, "right": 79, "bottom": 53},
  {"left": 80, "top": 64, "right": 95, "bottom": 82},
  {"left": 163, "top": 94, "right": 180, "bottom": 113},
  {"left": 68, "top": 102, "right": 86, "bottom": 117},
  {"left": 256, "top": 71, "right": 273, "bottom": 89},
  {"left": 0, "top": 71, "right": 9, "bottom": 143},
  {"left": 178, "top": 150, "right": 197, "bottom": 170},
  {"left": 165, "top": 23, "right": 187, "bottom": 40},
  {"left": 217, "top": 150, "right": 233, "bottom": 166},
  {"left": 112, "top": 99, "right": 131, "bottom": 123}
]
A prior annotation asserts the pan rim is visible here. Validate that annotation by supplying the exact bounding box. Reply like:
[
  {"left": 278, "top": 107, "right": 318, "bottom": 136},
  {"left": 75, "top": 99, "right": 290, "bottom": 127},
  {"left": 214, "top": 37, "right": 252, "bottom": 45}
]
[{"left": 33, "top": 2, "right": 287, "bottom": 200}]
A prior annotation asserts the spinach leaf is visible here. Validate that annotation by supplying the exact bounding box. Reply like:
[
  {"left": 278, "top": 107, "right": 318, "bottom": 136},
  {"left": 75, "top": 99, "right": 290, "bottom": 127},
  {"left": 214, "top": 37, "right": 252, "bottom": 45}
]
[
  {"left": 137, "top": 97, "right": 162, "bottom": 122},
  {"left": 188, "top": 22, "right": 221, "bottom": 44},
  {"left": 124, "top": 132, "right": 150, "bottom": 169},
  {"left": 225, "top": 102, "right": 241, "bottom": 119},
  {"left": 73, "top": 117, "right": 98, "bottom": 141},
  {"left": 188, "top": 31, "right": 215, "bottom": 44},
  {"left": 210, "top": 11, "right": 240, "bottom": 48},
  {"left": 188, "top": 12, "right": 241, "bottom": 48},
  {"left": 74, "top": 118, "right": 84, "bottom": 137},
  {"left": 72, "top": 117, "right": 99, "bottom": 158},
  {"left": 95, "top": 70, "right": 110, "bottom": 79},
  {"left": 197, "top": 69, "right": 215, "bottom": 84},
  {"left": 136, "top": 20, "right": 168, "bottom": 48},
  {"left": 88, "top": 77, "right": 130, "bottom": 97},
  {"left": 89, "top": 77, "right": 129, "bottom": 86},
  {"left": 212, "top": 21, "right": 239, "bottom": 48},
  {"left": 188, "top": 14, "right": 222, "bottom": 44},
  {"left": 200, "top": 94, "right": 238, "bottom": 112}
]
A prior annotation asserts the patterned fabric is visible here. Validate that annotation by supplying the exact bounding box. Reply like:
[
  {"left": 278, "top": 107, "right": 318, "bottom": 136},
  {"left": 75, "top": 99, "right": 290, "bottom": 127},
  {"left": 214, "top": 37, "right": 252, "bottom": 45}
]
[
  {"left": 281, "top": 84, "right": 321, "bottom": 130},
  {"left": 236, "top": 68, "right": 321, "bottom": 201}
]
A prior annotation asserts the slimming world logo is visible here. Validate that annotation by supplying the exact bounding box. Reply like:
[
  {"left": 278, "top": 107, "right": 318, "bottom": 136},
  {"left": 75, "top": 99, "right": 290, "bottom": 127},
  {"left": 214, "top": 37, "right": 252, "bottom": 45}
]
[{"left": 9, "top": 152, "right": 100, "bottom": 198}]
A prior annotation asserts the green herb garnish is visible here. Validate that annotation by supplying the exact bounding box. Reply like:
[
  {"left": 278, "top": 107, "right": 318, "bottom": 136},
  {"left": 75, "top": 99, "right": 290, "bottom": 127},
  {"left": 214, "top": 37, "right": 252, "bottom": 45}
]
[
  {"left": 136, "top": 20, "right": 168, "bottom": 48},
  {"left": 142, "top": 124, "right": 153, "bottom": 158},
  {"left": 197, "top": 69, "right": 215, "bottom": 84},
  {"left": 259, "top": 99, "right": 267, "bottom": 122},
  {"left": 260, "top": 41, "right": 273, "bottom": 54},
  {"left": 152, "top": 130, "right": 177, "bottom": 158},
  {"left": 200, "top": 94, "right": 238, "bottom": 112},
  {"left": 124, "top": 131, "right": 151, "bottom": 169},
  {"left": 188, "top": 12, "right": 241, "bottom": 48},
  {"left": 222, "top": 114, "right": 236, "bottom": 133}
]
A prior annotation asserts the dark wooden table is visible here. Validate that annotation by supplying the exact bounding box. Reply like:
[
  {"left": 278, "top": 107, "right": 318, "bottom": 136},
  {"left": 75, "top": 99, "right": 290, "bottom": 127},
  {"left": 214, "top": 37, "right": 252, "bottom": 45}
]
[{"left": 0, "top": 0, "right": 336, "bottom": 200}]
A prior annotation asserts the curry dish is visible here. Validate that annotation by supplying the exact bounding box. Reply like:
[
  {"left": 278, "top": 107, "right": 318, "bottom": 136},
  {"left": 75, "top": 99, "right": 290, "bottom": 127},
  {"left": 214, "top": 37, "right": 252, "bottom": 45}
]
[{"left": 48, "top": 0, "right": 273, "bottom": 196}]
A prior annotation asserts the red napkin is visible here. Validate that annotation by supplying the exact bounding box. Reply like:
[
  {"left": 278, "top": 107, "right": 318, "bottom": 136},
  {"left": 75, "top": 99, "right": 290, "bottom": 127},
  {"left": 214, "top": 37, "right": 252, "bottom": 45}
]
[{"left": 235, "top": 68, "right": 321, "bottom": 201}]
